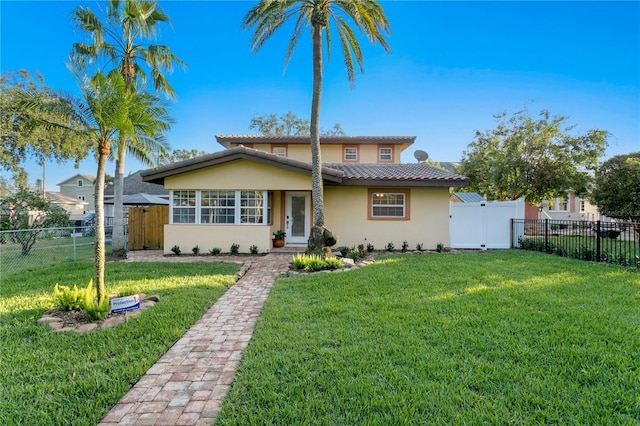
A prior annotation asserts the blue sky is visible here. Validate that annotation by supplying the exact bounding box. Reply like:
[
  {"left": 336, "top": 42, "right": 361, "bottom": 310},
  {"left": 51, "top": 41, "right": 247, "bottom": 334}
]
[{"left": 1, "top": 0, "right": 639, "bottom": 191}]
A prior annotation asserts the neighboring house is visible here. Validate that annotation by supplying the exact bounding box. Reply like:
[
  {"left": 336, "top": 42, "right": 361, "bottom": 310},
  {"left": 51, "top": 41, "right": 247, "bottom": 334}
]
[
  {"left": 57, "top": 174, "right": 96, "bottom": 215},
  {"left": 525, "top": 192, "right": 601, "bottom": 221},
  {"left": 450, "top": 192, "right": 485, "bottom": 203},
  {"left": 103, "top": 170, "right": 169, "bottom": 218},
  {"left": 44, "top": 191, "right": 88, "bottom": 220},
  {"left": 141, "top": 135, "right": 468, "bottom": 254}
]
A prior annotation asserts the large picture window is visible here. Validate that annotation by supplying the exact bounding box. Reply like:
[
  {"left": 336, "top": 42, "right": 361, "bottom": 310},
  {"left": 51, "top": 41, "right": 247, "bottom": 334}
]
[
  {"left": 171, "top": 190, "right": 269, "bottom": 225},
  {"left": 201, "top": 191, "right": 235, "bottom": 224},
  {"left": 368, "top": 189, "right": 410, "bottom": 220}
]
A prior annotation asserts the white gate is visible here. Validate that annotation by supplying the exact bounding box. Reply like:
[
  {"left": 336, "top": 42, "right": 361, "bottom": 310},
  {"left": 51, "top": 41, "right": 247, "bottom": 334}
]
[{"left": 450, "top": 199, "right": 524, "bottom": 249}]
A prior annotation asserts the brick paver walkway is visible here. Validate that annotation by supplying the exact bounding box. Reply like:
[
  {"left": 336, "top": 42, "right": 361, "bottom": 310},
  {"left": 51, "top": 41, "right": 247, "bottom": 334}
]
[{"left": 98, "top": 251, "right": 293, "bottom": 426}]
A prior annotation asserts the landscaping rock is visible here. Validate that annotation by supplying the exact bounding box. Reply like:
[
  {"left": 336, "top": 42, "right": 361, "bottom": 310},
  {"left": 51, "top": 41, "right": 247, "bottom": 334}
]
[
  {"left": 76, "top": 323, "right": 98, "bottom": 333},
  {"left": 341, "top": 258, "right": 355, "bottom": 268},
  {"left": 145, "top": 294, "right": 160, "bottom": 302},
  {"left": 37, "top": 316, "right": 62, "bottom": 326}
]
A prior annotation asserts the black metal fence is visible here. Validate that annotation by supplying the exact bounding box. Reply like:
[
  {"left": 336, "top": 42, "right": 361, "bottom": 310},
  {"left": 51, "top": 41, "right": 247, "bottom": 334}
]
[{"left": 512, "top": 219, "right": 640, "bottom": 269}]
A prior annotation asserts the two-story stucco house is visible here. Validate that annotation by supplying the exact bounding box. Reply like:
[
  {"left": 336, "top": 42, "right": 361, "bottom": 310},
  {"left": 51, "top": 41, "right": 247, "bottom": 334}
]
[
  {"left": 57, "top": 174, "right": 96, "bottom": 216},
  {"left": 141, "top": 136, "right": 468, "bottom": 254}
]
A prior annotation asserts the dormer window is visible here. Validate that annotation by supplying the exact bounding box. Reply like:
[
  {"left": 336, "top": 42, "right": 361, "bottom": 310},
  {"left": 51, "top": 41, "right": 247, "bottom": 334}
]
[{"left": 344, "top": 146, "right": 358, "bottom": 162}]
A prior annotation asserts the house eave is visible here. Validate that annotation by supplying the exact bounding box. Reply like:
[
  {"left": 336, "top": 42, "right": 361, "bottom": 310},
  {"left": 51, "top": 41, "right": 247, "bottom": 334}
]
[
  {"left": 141, "top": 147, "right": 343, "bottom": 185},
  {"left": 331, "top": 179, "right": 469, "bottom": 188}
]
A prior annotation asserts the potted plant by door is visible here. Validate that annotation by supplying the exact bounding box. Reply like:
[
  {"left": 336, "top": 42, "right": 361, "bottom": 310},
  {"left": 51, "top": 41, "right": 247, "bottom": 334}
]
[{"left": 272, "top": 230, "right": 286, "bottom": 248}]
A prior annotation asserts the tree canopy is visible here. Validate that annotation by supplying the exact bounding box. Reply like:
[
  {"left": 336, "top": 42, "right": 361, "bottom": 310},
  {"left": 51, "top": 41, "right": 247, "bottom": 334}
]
[
  {"left": 458, "top": 109, "right": 608, "bottom": 205},
  {"left": 0, "top": 190, "right": 71, "bottom": 254},
  {"left": 158, "top": 148, "right": 209, "bottom": 165},
  {"left": 590, "top": 152, "right": 640, "bottom": 222},
  {"left": 0, "top": 70, "right": 90, "bottom": 184},
  {"left": 249, "top": 112, "right": 345, "bottom": 136}
]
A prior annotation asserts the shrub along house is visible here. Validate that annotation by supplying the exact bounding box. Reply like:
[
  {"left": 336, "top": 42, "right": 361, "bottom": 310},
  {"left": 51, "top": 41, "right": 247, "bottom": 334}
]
[{"left": 141, "top": 136, "right": 468, "bottom": 254}]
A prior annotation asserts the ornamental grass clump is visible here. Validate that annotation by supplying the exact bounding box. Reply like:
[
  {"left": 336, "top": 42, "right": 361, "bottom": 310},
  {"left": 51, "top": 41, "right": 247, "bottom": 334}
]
[
  {"left": 53, "top": 283, "right": 86, "bottom": 311},
  {"left": 292, "top": 253, "right": 343, "bottom": 272},
  {"left": 53, "top": 280, "right": 110, "bottom": 320}
]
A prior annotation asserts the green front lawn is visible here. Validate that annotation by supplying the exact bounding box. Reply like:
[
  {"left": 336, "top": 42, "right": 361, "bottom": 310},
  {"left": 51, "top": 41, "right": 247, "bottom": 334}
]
[
  {"left": 217, "top": 251, "right": 639, "bottom": 424},
  {"left": 0, "top": 261, "right": 239, "bottom": 425}
]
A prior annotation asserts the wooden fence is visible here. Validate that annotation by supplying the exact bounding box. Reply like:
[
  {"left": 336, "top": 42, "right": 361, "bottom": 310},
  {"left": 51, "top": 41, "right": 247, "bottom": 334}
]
[{"left": 128, "top": 205, "right": 168, "bottom": 250}]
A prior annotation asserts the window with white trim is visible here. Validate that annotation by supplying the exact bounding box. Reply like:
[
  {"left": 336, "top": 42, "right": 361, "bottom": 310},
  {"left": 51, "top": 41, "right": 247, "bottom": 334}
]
[
  {"left": 272, "top": 146, "right": 286, "bottom": 157},
  {"left": 371, "top": 192, "right": 405, "bottom": 218},
  {"left": 172, "top": 190, "right": 196, "bottom": 223},
  {"left": 77, "top": 179, "right": 83, "bottom": 187},
  {"left": 201, "top": 191, "right": 235, "bottom": 224},
  {"left": 171, "top": 190, "right": 269, "bottom": 225},
  {"left": 240, "top": 191, "right": 264, "bottom": 223},
  {"left": 344, "top": 147, "right": 358, "bottom": 161},
  {"left": 379, "top": 147, "right": 393, "bottom": 162}
]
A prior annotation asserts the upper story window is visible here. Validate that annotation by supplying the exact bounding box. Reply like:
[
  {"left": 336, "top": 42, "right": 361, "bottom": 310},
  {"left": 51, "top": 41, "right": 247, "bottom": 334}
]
[
  {"left": 580, "top": 200, "right": 586, "bottom": 212},
  {"left": 77, "top": 179, "right": 83, "bottom": 187},
  {"left": 78, "top": 195, "right": 85, "bottom": 201},
  {"left": 272, "top": 146, "right": 287, "bottom": 157},
  {"left": 378, "top": 147, "right": 393, "bottom": 162},
  {"left": 344, "top": 147, "right": 358, "bottom": 162}
]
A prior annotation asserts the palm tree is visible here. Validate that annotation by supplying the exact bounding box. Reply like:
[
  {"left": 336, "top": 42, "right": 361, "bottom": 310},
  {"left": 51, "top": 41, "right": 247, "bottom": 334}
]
[
  {"left": 22, "top": 71, "right": 172, "bottom": 300},
  {"left": 243, "top": 0, "right": 391, "bottom": 253},
  {"left": 71, "top": 0, "right": 184, "bottom": 256}
]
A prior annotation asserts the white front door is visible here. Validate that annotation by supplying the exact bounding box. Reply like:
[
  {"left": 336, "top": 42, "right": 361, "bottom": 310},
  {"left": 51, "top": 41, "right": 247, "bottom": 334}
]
[{"left": 285, "top": 192, "right": 310, "bottom": 245}]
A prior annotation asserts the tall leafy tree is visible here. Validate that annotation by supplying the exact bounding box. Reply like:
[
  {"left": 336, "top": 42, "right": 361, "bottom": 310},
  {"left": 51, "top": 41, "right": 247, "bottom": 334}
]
[
  {"left": 71, "top": 0, "right": 184, "bottom": 256},
  {"left": 250, "top": 111, "right": 346, "bottom": 136},
  {"left": 0, "top": 70, "right": 89, "bottom": 185},
  {"left": 590, "top": 152, "right": 640, "bottom": 222},
  {"left": 0, "top": 190, "right": 71, "bottom": 255},
  {"left": 243, "top": 0, "right": 390, "bottom": 253},
  {"left": 459, "top": 109, "right": 608, "bottom": 204}
]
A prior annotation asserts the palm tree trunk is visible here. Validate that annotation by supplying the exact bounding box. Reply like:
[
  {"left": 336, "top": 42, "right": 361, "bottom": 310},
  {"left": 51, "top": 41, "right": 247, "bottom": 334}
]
[
  {"left": 94, "top": 144, "right": 109, "bottom": 300},
  {"left": 308, "top": 22, "right": 333, "bottom": 254},
  {"left": 111, "top": 136, "right": 127, "bottom": 256}
]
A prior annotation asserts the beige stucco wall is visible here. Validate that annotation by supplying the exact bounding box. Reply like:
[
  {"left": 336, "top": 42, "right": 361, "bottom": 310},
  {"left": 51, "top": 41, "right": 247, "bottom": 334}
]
[
  {"left": 324, "top": 186, "right": 451, "bottom": 250},
  {"left": 164, "top": 224, "right": 273, "bottom": 254},
  {"left": 229, "top": 143, "right": 401, "bottom": 164},
  {"left": 164, "top": 160, "right": 312, "bottom": 190}
]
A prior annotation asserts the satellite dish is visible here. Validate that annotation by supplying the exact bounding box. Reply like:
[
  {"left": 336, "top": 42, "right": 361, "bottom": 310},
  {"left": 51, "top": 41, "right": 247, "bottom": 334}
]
[{"left": 414, "top": 150, "right": 429, "bottom": 162}]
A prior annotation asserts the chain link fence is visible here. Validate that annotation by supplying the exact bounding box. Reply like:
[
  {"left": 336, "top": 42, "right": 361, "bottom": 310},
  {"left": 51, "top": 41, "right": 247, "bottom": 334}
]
[{"left": 0, "top": 226, "right": 112, "bottom": 280}]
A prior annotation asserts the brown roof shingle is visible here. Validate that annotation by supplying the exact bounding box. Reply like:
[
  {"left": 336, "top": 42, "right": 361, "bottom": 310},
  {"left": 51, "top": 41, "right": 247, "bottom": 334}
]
[
  {"left": 325, "top": 163, "right": 468, "bottom": 187},
  {"left": 141, "top": 145, "right": 468, "bottom": 188}
]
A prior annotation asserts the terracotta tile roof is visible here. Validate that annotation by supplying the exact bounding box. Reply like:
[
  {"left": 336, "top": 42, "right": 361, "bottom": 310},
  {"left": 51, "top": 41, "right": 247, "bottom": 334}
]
[
  {"left": 215, "top": 135, "right": 415, "bottom": 148},
  {"left": 141, "top": 146, "right": 468, "bottom": 188},
  {"left": 141, "top": 146, "right": 343, "bottom": 185},
  {"left": 325, "top": 163, "right": 468, "bottom": 187}
]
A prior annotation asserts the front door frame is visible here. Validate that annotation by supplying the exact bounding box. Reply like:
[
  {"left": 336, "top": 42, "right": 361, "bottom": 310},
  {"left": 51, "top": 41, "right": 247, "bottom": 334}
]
[{"left": 284, "top": 191, "right": 310, "bottom": 245}]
